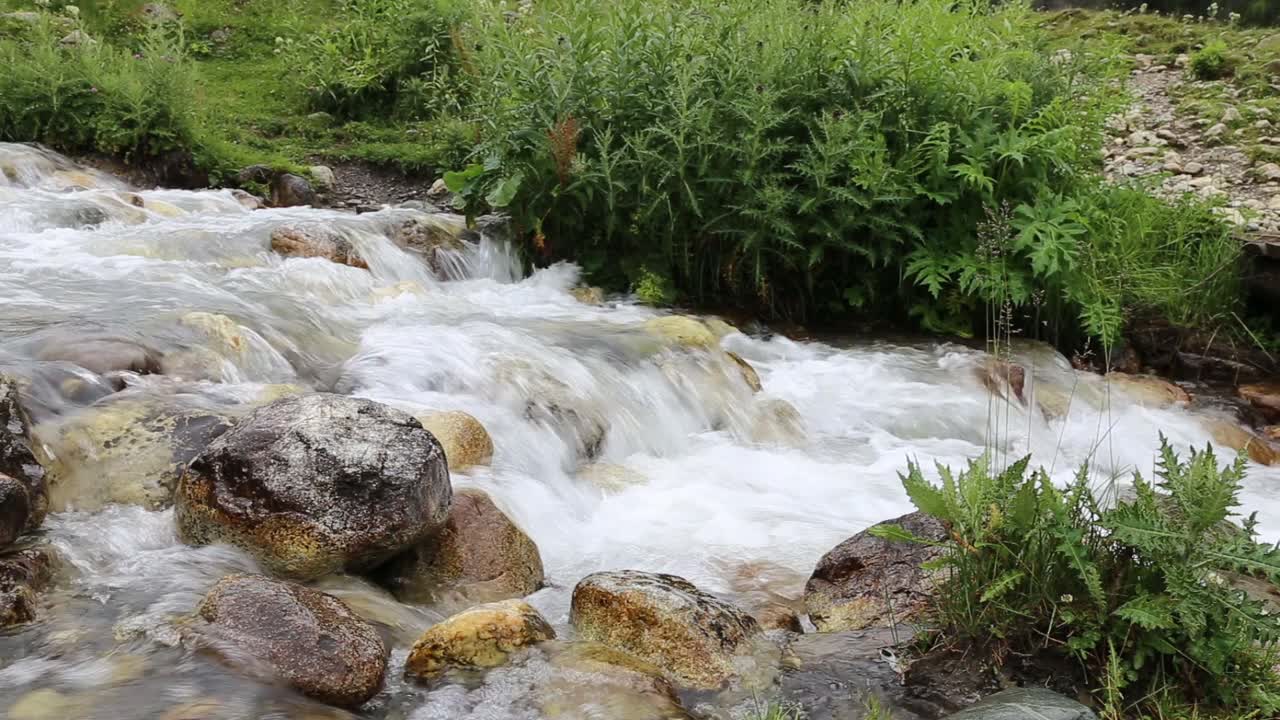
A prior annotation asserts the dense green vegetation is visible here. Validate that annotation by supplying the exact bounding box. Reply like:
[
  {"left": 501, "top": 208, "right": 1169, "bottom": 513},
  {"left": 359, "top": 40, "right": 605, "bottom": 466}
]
[
  {"left": 0, "top": 0, "right": 1269, "bottom": 347},
  {"left": 879, "top": 441, "right": 1280, "bottom": 717}
]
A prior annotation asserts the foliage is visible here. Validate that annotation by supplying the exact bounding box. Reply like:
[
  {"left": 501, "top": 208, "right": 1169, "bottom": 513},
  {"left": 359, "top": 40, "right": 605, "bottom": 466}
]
[
  {"left": 450, "top": 0, "right": 1238, "bottom": 340},
  {"left": 1189, "top": 40, "right": 1236, "bottom": 80},
  {"left": 878, "top": 439, "right": 1280, "bottom": 716},
  {"left": 288, "top": 0, "right": 468, "bottom": 121},
  {"left": 0, "top": 12, "right": 202, "bottom": 161}
]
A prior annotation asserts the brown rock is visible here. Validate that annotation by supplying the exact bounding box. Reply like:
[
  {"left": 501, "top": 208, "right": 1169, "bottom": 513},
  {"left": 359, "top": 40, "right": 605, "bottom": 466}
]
[
  {"left": 404, "top": 599, "right": 555, "bottom": 682},
  {"left": 1239, "top": 382, "right": 1280, "bottom": 423},
  {"left": 804, "top": 511, "right": 947, "bottom": 632},
  {"left": 0, "top": 546, "right": 57, "bottom": 628},
  {"left": 570, "top": 570, "right": 762, "bottom": 689},
  {"left": 0, "top": 474, "right": 31, "bottom": 548},
  {"left": 175, "top": 394, "right": 452, "bottom": 580},
  {"left": 382, "top": 215, "right": 471, "bottom": 277},
  {"left": 1265, "top": 425, "right": 1280, "bottom": 442},
  {"left": 36, "top": 336, "right": 161, "bottom": 376},
  {"left": 727, "top": 352, "right": 762, "bottom": 393},
  {"left": 377, "top": 488, "right": 543, "bottom": 608},
  {"left": 417, "top": 411, "right": 494, "bottom": 471},
  {"left": 1206, "top": 419, "right": 1279, "bottom": 466},
  {"left": 570, "top": 286, "right": 605, "bottom": 305},
  {"left": 269, "top": 225, "right": 368, "bottom": 269},
  {"left": 191, "top": 574, "right": 387, "bottom": 708},
  {"left": 1, "top": 377, "right": 48, "bottom": 529},
  {"left": 980, "top": 358, "right": 1026, "bottom": 404},
  {"left": 1105, "top": 372, "right": 1190, "bottom": 407},
  {"left": 270, "top": 174, "right": 316, "bottom": 208},
  {"left": 540, "top": 641, "right": 692, "bottom": 720}
]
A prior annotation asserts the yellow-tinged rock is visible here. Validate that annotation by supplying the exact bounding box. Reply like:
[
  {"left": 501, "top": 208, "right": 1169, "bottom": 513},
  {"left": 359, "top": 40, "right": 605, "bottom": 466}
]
[
  {"left": 726, "top": 352, "right": 762, "bottom": 393},
  {"left": 1105, "top": 373, "right": 1190, "bottom": 408},
  {"left": 577, "top": 463, "right": 648, "bottom": 494},
  {"left": 704, "top": 318, "right": 740, "bottom": 339},
  {"left": 569, "top": 286, "right": 605, "bottom": 305},
  {"left": 404, "top": 599, "right": 555, "bottom": 682},
  {"left": 7, "top": 689, "right": 85, "bottom": 720},
  {"left": 181, "top": 312, "right": 248, "bottom": 356},
  {"left": 158, "top": 698, "right": 222, "bottom": 720},
  {"left": 1205, "top": 418, "right": 1279, "bottom": 466},
  {"left": 643, "top": 316, "right": 717, "bottom": 349},
  {"left": 417, "top": 411, "right": 494, "bottom": 471}
]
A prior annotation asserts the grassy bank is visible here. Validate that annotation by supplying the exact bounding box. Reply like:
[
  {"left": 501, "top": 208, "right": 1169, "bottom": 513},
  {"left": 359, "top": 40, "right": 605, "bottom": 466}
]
[{"left": 0, "top": 0, "right": 1265, "bottom": 353}]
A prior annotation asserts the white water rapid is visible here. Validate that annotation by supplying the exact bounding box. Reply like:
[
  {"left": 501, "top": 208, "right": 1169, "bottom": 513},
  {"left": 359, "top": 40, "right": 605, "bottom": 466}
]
[{"left": 0, "top": 142, "right": 1277, "bottom": 719}]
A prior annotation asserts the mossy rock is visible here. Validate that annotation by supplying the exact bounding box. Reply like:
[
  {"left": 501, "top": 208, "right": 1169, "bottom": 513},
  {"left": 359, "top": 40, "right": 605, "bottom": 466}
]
[
  {"left": 417, "top": 411, "right": 494, "bottom": 471},
  {"left": 404, "top": 599, "right": 555, "bottom": 682},
  {"left": 643, "top": 316, "right": 717, "bottom": 349}
]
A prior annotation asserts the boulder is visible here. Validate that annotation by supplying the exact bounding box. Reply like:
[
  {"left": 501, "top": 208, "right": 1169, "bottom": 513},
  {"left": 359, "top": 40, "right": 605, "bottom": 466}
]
[
  {"left": 644, "top": 316, "right": 717, "bottom": 349},
  {"left": 269, "top": 225, "right": 368, "bottom": 269},
  {"left": 38, "top": 396, "right": 236, "bottom": 511},
  {"left": 0, "top": 474, "right": 31, "bottom": 548},
  {"left": 943, "top": 688, "right": 1097, "bottom": 720},
  {"left": 404, "top": 599, "right": 555, "bottom": 682},
  {"left": 727, "top": 352, "right": 762, "bottom": 393},
  {"left": 0, "top": 546, "right": 57, "bottom": 628},
  {"left": 570, "top": 570, "right": 762, "bottom": 689},
  {"left": 540, "top": 641, "right": 692, "bottom": 720},
  {"left": 1239, "top": 382, "right": 1280, "bottom": 423},
  {"left": 1105, "top": 372, "right": 1190, "bottom": 407},
  {"left": 270, "top": 173, "right": 316, "bottom": 207},
  {"left": 190, "top": 574, "right": 387, "bottom": 708},
  {"left": 36, "top": 336, "right": 161, "bottom": 376},
  {"left": 570, "top": 286, "right": 605, "bottom": 305},
  {"left": 236, "top": 165, "right": 273, "bottom": 185},
  {"left": 577, "top": 463, "right": 648, "bottom": 494},
  {"left": 1204, "top": 418, "right": 1279, "bottom": 466},
  {"left": 417, "top": 411, "right": 493, "bottom": 471},
  {"left": 377, "top": 488, "right": 543, "bottom": 608},
  {"left": 175, "top": 394, "right": 452, "bottom": 579},
  {"left": 746, "top": 396, "right": 806, "bottom": 446},
  {"left": 309, "top": 165, "right": 337, "bottom": 193},
  {"left": 804, "top": 511, "right": 947, "bottom": 632},
  {"left": 0, "top": 377, "right": 46, "bottom": 529},
  {"left": 979, "top": 358, "right": 1026, "bottom": 405},
  {"left": 381, "top": 214, "right": 472, "bottom": 276}
]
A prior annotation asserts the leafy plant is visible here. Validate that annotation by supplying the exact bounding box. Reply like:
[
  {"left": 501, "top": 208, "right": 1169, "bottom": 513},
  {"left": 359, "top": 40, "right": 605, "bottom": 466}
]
[
  {"left": 877, "top": 439, "right": 1280, "bottom": 716},
  {"left": 1189, "top": 40, "right": 1235, "bottom": 80}
]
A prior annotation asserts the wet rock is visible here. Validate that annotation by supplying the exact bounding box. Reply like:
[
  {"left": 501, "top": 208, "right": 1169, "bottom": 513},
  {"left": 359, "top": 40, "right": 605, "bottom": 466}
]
[
  {"left": 236, "top": 165, "right": 273, "bottom": 185},
  {"left": 6, "top": 689, "right": 86, "bottom": 720},
  {"left": 902, "top": 644, "right": 1002, "bottom": 717},
  {"left": 229, "top": 189, "right": 263, "bottom": 210},
  {"left": 270, "top": 173, "right": 316, "bottom": 207},
  {"left": 944, "top": 688, "right": 1097, "bottom": 720},
  {"left": 417, "top": 411, "right": 493, "bottom": 471},
  {"left": 747, "top": 396, "right": 806, "bottom": 446},
  {"left": 777, "top": 628, "right": 923, "bottom": 720},
  {"left": 644, "top": 316, "right": 717, "bottom": 349},
  {"left": 1105, "top": 372, "right": 1190, "bottom": 407},
  {"left": 38, "top": 396, "right": 236, "bottom": 511},
  {"left": 381, "top": 215, "right": 471, "bottom": 277},
  {"left": 309, "top": 165, "right": 337, "bottom": 193},
  {"left": 1204, "top": 418, "right": 1279, "bottom": 466},
  {"left": 0, "top": 546, "right": 57, "bottom": 628},
  {"left": 377, "top": 488, "right": 543, "bottom": 608},
  {"left": 175, "top": 393, "right": 452, "bottom": 579},
  {"left": 724, "top": 558, "right": 807, "bottom": 633},
  {"left": 980, "top": 358, "right": 1026, "bottom": 404},
  {"left": 577, "top": 463, "right": 648, "bottom": 494},
  {"left": 0, "top": 377, "right": 46, "bottom": 529},
  {"left": 404, "top": 599, "right": 555, "bottom": 682},
  {"left": 570, "top": 286, "right": 605, "bottom": 305},
  {"left": 1239, "top": 382, "right": 1280, "bottom": 422},
  {"left": 36, "top": 336, "right": 161, "bottom": 376},
  {"left": 570, "top": 570, "right": 762, "bottom": 689},
  {"left": 190, "top": 574, "right": 388, "bottom": 708},
  {"left": 269, "top": 224, "right": 368, "bottom": 269},
  {"left": 754, "top": 603, "right": 804, "bottom": 633},
  {"left": 727, "top": 352, "right": 763, "bottom": 393},
  {"left": 0, "top": 474, "right": 31, "bottom": 548},
  {"left": 541, "top": 641, "right": 691, "bottom": 720},
  {"left": 805, "top": 511, "right": 946, "bottom": 632}
]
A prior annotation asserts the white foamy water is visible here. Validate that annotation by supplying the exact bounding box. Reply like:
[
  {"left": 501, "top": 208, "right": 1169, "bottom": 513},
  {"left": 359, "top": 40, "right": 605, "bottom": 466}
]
[{"left": 1, "top": 142, "right": 1277, "bottom": 718}]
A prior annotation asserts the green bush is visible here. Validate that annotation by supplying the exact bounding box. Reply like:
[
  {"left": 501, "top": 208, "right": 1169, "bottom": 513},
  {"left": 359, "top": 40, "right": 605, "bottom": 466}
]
[
  {"left": 448, "top": 0, "right": 1235, "bottom": 340},
  {"left": 0, "top": 14, "right": 202, "bottom": 161},
  {"left": 1189, "top": 40, "right": 1236, "bottom": 80},
  {"left": 292, "top": 0, "right": 468, "bottom": 121},
  {"left": 879, "top": 440, "right": 1280, "bottom": 716}
]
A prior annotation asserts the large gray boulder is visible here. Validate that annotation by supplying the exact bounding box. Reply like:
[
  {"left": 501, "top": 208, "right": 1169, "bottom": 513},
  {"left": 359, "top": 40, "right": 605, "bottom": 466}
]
[
  {"left": 570, "top": 570, "right": 761, "bottom": 689},
  {"left": 944, "top": 688, "right": 1097, "bottom": 720},
  {"left": 190, "top": 574, "right": 388, "bottom": 708},
  {"left": 174, "top": 394, "right": 452, "bottom": 580},
  {"left": 804, "top": 511, "right": 947, "bottom": 632}
]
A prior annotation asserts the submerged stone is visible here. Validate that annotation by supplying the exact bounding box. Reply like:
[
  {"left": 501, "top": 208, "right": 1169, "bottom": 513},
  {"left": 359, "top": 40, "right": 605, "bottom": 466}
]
[{"left": 404, "top": 599, "right": 555, "bottom": 682}]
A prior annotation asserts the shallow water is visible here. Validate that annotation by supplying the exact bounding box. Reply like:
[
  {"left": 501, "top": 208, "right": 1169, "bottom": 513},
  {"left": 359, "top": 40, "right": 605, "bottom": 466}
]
[{"left": 1, "top": 142, "right": 1277, "bottom": 719}]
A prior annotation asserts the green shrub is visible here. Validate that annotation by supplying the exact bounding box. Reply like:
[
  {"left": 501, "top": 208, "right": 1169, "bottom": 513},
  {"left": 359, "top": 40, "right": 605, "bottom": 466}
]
[
  {"left": 292, "top": 0, "right": 467, "bottom": 121},
  {"left": 450, "top": 0, "right": 1232, "bottom": 338},
  {"left": 1189, "top": 40, "right": 1236, "bottom": 80},
  {"left": 0, "top": 14, "right": 202, "bottom": 161},
  {"left": 879, "top": 440, "right": 1280, "bottom": 716}
]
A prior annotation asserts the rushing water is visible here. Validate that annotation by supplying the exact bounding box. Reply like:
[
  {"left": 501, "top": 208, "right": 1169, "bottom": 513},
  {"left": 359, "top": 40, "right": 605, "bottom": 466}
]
[{"left": 1, "top": 142, "right": 1278, "bottom": 719}]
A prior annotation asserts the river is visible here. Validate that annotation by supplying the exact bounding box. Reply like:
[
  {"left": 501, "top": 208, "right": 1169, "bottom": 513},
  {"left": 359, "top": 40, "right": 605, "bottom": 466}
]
[{"left": 1, "top": 142, "right": 1277, "bottom": 718}]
